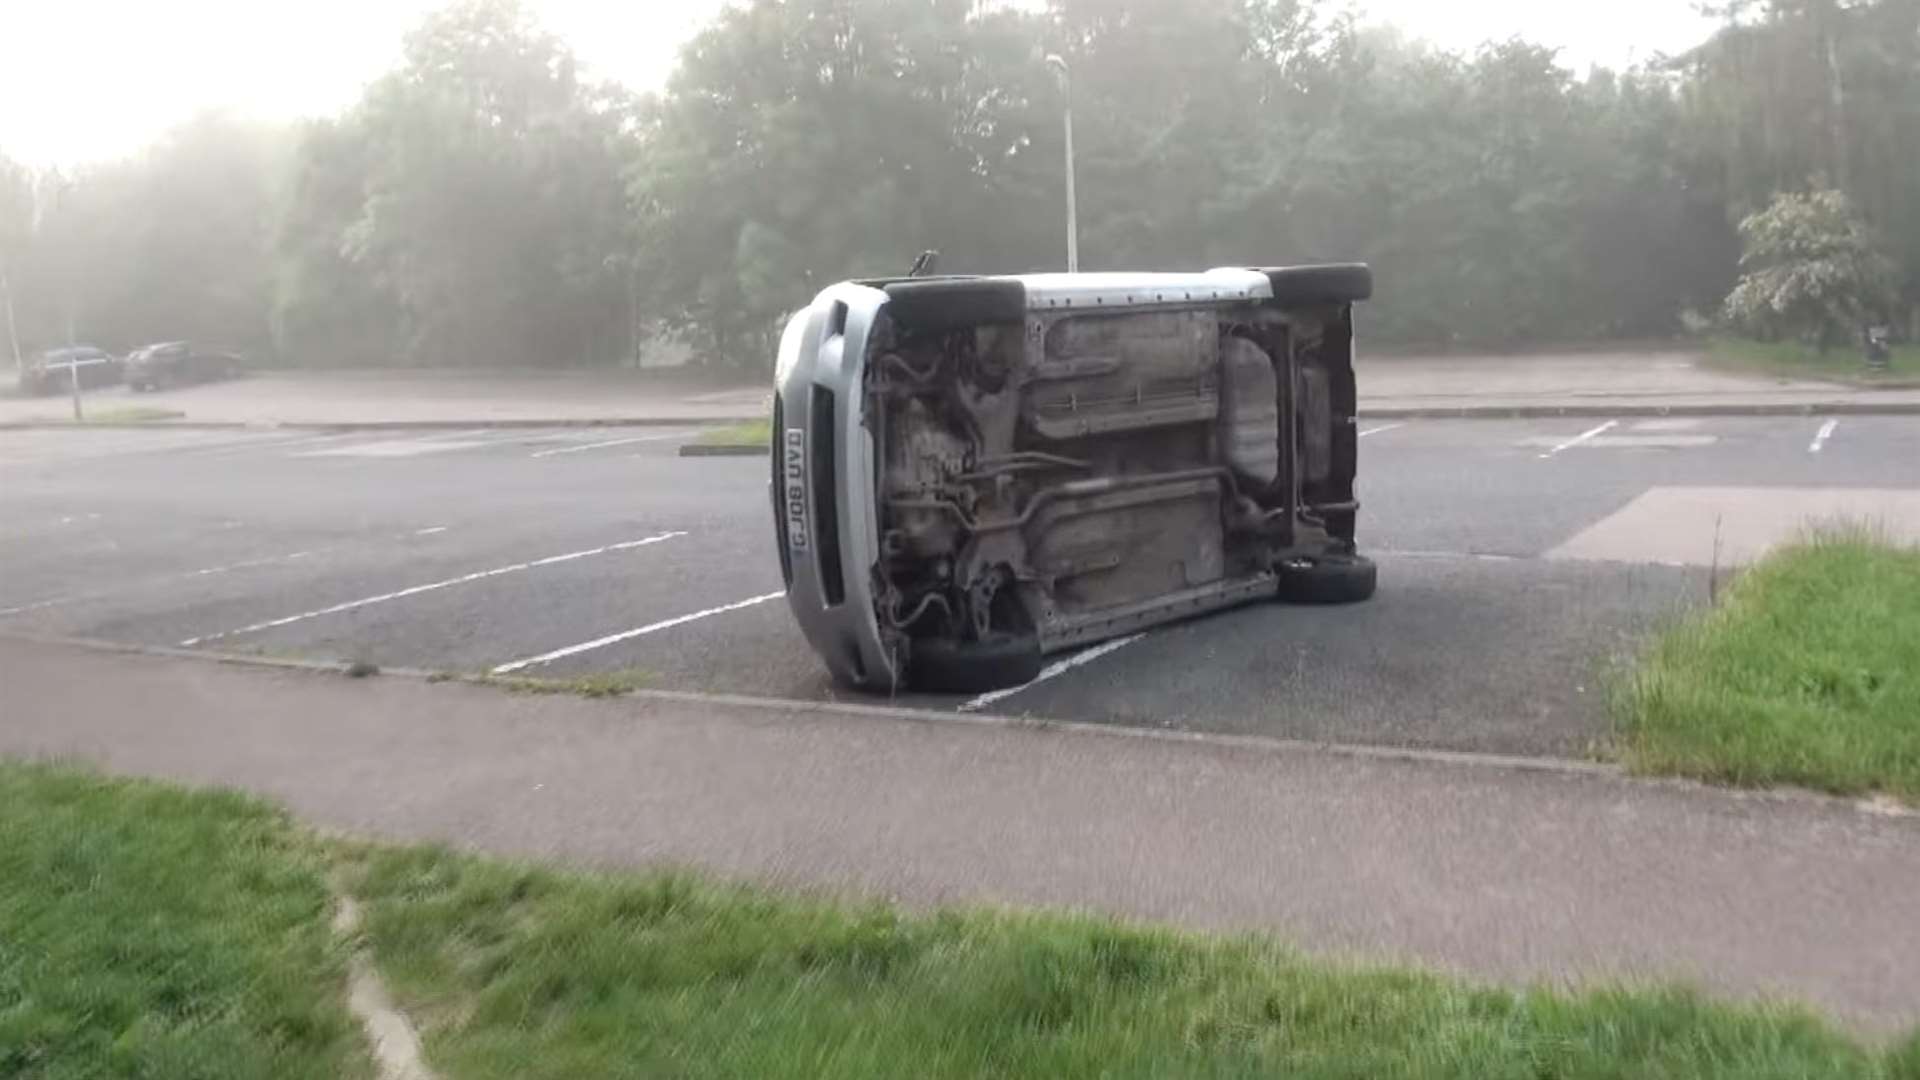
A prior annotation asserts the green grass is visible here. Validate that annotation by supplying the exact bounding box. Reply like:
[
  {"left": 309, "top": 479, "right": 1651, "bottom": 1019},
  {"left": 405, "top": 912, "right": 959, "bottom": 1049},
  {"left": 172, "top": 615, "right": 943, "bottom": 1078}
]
[
  {"left": 12, "top": 759, "right": 1920, "bottom": 1079},
  {"left": 0, "top": 763, "right": 372, "bottom": 1079},
  {"left": 695, "top": 417, "right": 772, "bottom": 446},
  {"left": 1707, "top": 337, "right": 1920, "bottom": 384},
  {"left": 1615, "top": 530, "right": 1920, "bottom": 800},
  {"left": 340, "top": 843, "right": 1920, "bottom": 1080},
  {"left": 465, "top": 667, "right": 652, "bottom": 698}
]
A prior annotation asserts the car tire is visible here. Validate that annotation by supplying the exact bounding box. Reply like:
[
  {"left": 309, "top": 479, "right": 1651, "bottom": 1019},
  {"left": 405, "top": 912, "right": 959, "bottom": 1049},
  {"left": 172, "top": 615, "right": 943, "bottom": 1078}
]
[
  {"left": 906, "top": 632, "right": 1044, "bottom": 694},
  {"left": 883, "top": 278, "right": 1026, "bottom": 333},
  {"left": 1275, "top": 552, "right": 1377, "bottom": 604},
  {"left": 1257, "top": 263, "right": 1373, "bottom": 306}
]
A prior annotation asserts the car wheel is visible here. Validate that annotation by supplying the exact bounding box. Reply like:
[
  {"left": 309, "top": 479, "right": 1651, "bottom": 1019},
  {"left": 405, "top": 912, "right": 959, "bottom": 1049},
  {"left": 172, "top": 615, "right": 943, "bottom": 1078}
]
[
  {"left": 906, "top": 632, "right": 1044, "bottom": 694},
  {"left": 1256, "top": 263, "right": 1373, "bottom": 306},
  {"left": 1275, "top": 552, "right": 1377, "bottom": 605},
  {"left": 883, "top": 278, "right": 1027, "bottom": 333}
]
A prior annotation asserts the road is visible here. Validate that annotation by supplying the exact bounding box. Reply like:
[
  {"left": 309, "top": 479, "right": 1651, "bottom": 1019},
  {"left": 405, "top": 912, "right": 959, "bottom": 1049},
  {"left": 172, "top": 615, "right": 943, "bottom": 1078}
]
[{"left": 4, "top": 416, "right": 1917, "bottom": 758}]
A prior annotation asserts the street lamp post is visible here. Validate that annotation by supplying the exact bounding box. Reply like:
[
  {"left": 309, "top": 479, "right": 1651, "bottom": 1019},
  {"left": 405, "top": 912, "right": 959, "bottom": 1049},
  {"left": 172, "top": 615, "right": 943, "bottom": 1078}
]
[{"left": 1045, "top": 54, "right": 1079, "bottom": 273}]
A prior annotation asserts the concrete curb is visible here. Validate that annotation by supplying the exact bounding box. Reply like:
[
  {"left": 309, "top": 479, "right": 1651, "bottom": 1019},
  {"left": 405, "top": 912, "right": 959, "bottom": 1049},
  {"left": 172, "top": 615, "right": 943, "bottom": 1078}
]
[
  {"left": 1358, "top": 401, "right": 1920, "bottom": 420},
  {"left": 0, "top": 416, "right": 764, "bottom": 433},
  {"left": 678, "top": 443, "right": 767, "bottom": 457},
  {"left": 9, "top": 627, "right": 1912, "bottom": 822}
]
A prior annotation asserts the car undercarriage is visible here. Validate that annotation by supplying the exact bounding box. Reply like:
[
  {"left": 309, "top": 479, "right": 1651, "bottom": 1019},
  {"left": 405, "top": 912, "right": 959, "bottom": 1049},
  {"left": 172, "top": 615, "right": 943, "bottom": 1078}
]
[{"left": 815, "top": 270, "right": 1370, "bottom": 691}]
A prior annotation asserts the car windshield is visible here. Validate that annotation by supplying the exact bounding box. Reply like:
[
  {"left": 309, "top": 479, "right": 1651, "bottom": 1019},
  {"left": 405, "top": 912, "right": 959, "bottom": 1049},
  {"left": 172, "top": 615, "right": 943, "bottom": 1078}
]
[{"left": 2, "top": 1, "right": 1916, "bottom": 1075}]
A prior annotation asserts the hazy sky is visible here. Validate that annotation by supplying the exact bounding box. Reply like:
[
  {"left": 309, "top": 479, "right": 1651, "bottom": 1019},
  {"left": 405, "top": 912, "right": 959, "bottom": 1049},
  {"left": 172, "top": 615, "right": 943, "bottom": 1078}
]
[{"left": 0, "top": 0, "right": 1719, "bottom": 168}]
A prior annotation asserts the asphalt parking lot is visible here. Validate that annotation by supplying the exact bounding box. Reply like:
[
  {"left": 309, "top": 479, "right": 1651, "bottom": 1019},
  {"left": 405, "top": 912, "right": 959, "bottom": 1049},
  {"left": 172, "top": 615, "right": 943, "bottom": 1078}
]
[{"left": 4, "top": 415, "right": 1917, "bottom": 758}]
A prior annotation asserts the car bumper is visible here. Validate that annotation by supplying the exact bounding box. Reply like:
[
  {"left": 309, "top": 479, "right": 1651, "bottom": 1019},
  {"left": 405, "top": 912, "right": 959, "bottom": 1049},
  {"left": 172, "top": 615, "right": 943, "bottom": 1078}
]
[{"left": 771, "top": 283, "right": 899, "bottom": 689}]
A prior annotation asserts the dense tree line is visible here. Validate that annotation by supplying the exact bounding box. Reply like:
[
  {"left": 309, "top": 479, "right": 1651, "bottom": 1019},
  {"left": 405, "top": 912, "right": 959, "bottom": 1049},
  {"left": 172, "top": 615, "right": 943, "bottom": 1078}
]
[{"left": 2, "top": 0, "right": 1914, "bottom": 369}]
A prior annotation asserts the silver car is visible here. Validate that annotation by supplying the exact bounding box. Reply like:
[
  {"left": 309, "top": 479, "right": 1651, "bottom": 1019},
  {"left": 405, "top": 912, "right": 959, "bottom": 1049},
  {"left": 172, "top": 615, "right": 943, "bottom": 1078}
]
[{"left": 772, "top": 266, "right": 1374, "bottom": 693}]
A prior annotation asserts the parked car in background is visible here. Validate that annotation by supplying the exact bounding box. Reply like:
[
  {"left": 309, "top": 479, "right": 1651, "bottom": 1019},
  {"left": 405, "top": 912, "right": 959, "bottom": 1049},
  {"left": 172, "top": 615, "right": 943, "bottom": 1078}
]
[
  {"left": 126, "top": 342, "right": 243, "bottom": 391},
  {"left": 16, "top": 346, "right": 124, "bottom": 396}
]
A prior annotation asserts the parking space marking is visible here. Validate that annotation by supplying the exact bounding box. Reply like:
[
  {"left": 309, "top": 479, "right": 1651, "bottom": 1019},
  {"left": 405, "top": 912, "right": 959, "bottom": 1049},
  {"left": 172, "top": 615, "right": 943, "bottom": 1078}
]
[
  {"left": 178, "top": 530, "right": 686, "bottom": 647},
  {"left": 529, "top": 432, "right": 693, "bottom": 458},
  {"left": 0, "top": 547, "right": 324, "bottom": 619},
  {"left": 0, "top": 597, "right": 64, "bottom": 618},
  {"left": 191, "top": 550, "right": 315, "bottom": 577},
  {"left": 1520, "top": 433, "right": 1717, "bottom": 450},
  {"left": 1537, "top": 419, "right": 1618, "bottom": 459},
  {"left": 1357, "top": 423, "right": 1405, "bottom": 438},
  {"left": 491, "top": 590, "right": 785, "bottom": 674},
  {"left": 412, "top": 526, "right": 449, "bottom": 537},
  {"left": 1810, "top": 419, "right": 1838, "bottom": 454},
  {"left": 958, "top": 633, "right": 1146, "bottom": 713},
  {"left": 294, "top": 438, "right": 492, "bottom": 459}
]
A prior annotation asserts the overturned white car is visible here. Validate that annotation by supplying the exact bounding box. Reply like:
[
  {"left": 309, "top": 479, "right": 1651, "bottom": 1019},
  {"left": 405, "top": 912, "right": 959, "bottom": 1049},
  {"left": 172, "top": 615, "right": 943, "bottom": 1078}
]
[{"left": 772, "top": 265, "right": 1374, "bottom": 692}]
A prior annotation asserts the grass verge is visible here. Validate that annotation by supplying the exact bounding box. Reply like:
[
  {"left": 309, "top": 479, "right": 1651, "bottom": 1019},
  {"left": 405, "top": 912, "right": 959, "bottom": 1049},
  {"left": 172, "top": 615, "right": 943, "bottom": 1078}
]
[
  {"left": 0, "top": 762, "right": 371, "bottom": 1079},
  {"left": 694, "top": 417, "right": 772, "bottom": 446},
  {"left": 1706, "top": 337, "right": 1920, "bottom": 385},
  {"left": 1615, "top": 530, "right": 1920, "bottom": 800},
  {"left": 341, "top": 843, "right": 1920, "bottom": 1079},
  {"left": 11, "top": 759, "right": 1920, "bottom": 1078},
  {"left": 460, "top": 667, "right": 652, "bottom": 698}
]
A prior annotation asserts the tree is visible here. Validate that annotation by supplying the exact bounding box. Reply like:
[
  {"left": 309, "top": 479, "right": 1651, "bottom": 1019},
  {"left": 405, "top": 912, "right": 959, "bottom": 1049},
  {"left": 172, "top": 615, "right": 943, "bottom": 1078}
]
[
  {"left": 0, "top": 155, "right": 31, "bottom": 367},
  {"left": 1679, "top": 0, "right": 1920, "bottom": 328},
  {"left": 632, "top": 0, "right": 1057, "bottom": 366},
  {"left": 1723, "top": 187, "right": 1896, "bottom": 349},
  {"left": 276, "top": 0, "right": 645, "bottom": 368}
]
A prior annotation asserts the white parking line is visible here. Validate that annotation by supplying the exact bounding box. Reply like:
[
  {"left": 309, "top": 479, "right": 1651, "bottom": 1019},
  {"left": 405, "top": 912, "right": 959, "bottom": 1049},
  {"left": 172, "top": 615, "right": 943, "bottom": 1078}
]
[
  {"left": 1809, "top": 419, "right": 1838, "bottom": 454},
  {"left": 529, "top": 432, "right": 693, "bottom": 458},
  {"left": 491, "top": 591, "right": 785, "bottom": 673},
  {"left": 178, "top": 530, "right": 686, "bottom": 647},
  {"left": 1537, "top": 419, "right": 1618, "bottom": 459},
  {"left": 958, "top": 633, "right": 1146, "bottom": 713},
  {"left": 1358, "top": 423, "right": 1405, "bottom": 438},
  {"left": 0, "top": 597, "right": 64, "bottom": 618},
  {"left": 1, "top": 547, "right": 322, "bottom": 619},
  {"left": 413, "top": 526, "right": 449, "bottom": 536},
  {"left": 191, "top": 550, "right": 315, "bottom": 577}
]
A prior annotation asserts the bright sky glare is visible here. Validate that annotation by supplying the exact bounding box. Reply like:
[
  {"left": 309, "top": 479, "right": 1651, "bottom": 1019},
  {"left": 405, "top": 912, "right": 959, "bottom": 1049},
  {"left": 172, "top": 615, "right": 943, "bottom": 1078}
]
[{"left": 0, "top": 0, "right": 1718, "bottom": 168}]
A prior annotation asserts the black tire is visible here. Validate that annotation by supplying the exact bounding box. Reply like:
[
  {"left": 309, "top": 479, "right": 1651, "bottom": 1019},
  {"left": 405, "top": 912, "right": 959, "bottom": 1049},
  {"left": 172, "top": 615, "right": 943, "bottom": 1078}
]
[
  {"left": 906, "top": 632, "right": 1044, "bottom": 694},
  {"left": 1257, "top": 263, "right": 1373, "bottom": 306},
  {"left": 883, "top": 278, "right": 1026, "bottom": 334},
  {"left": 1275, "top": 553, "right": 1377, "bottom": 605}
]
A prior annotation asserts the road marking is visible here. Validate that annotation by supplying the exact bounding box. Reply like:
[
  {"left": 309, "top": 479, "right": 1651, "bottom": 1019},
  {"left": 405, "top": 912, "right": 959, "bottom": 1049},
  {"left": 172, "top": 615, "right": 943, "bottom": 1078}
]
[
  {"left": 1, "top": 548, "right": 320, "bottom": 618},
  {"left": 958, "top": 633, "right": 1146, "bottom": 713},
  {"left": 0, "top": 597, "right": 64, "bottom": 618},
  {"left": 413, "top": 526, "right": 449, "bottom": 536},
  {"left": 178, "top": 531, "right": 686, "bottom": 647},
  {"left": 491, "top": 590, "right": 785, "bottom": 673},
  {"left": 529, "top": 432, "right": 693, "bottom": 458},
  {"left": 1809, "top": 419, "right": 1838, "bottom": 454},
  {"left": 1377, "top": 548, "right": 1523, "bottom": 563},
  {"left": 1519, "top": 434, "right": 1717, "bottom": 449},
  {"left": 1357, "top": 423, "right": 1405, "bottom": 438},
  {"left": 1537, "top": 419, "right": 1618, "bottom": 459},
  {"left": 294, "top": 439, "right": 490, "bottom": 459},
  {"left": 191, "top": 550, "right": 315, "bottom": 577}
]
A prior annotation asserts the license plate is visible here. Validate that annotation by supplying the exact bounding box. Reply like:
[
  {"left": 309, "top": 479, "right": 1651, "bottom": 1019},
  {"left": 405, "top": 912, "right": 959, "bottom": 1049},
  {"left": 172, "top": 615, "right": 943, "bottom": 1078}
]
[{"left": 783, "top": 427, "right": 808, "bottom": 551}]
